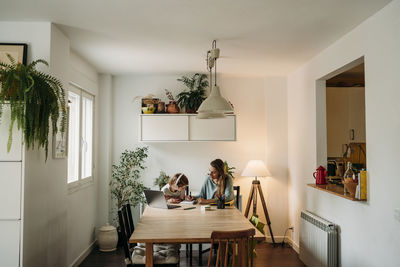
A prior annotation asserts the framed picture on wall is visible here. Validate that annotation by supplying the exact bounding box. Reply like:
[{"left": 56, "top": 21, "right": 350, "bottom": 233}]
[
  {"left": 0, "top": 43, "right": 28, "bottom": 65},
  {"left": 53, "top": 107, "right": 69, "bottom": 159}
]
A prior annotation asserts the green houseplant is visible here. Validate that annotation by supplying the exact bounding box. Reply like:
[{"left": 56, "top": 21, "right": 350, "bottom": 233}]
[
  {"left": 110, "top": 147, "right": 149, "bottom": 211},
  {"left": 224, "top": 160, "right": 236, "bottom": 178},
  {"left": 154, "top": 170, "right": 170, "bottom": 190},
  {"left": 176, "top": 73, "right": 208, "bottom": 113},
  {"left": 0, "top": 54, "right": 66, "bottom": 159}
]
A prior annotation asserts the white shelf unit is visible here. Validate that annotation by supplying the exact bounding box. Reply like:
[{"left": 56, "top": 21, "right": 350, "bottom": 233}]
[
  {"left": 139, "top": 114, "right": 236, "bottom": 142},
  {"left": 0, "top": 105, "right": 24, "bottom": 267}
]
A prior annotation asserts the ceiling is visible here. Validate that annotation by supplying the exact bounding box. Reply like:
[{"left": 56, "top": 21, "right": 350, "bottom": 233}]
[
  {"left": 327, "top": 63, "right": 365, "bottom": 87},
  {"left": 0, "top": 0, "right": 392, "bottom": 76}
]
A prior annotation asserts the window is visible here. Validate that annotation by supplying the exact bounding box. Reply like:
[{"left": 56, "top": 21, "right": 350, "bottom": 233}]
[{"left": 68, "top": 85, "right": 94, "bottom": 186}]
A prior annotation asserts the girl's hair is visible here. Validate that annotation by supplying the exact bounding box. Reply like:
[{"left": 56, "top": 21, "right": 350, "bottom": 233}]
[
  {"left": 210, "top": 159, "right": 226, "bottom": 195},
  {"left": 169, "top": 173, "right": 189, "bottom": 188}
]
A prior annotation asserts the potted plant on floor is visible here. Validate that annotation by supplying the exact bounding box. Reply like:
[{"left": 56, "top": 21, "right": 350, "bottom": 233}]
[
  {"left": 0, "top": 54, "right": 67, "bottom": 159},
  {"left": 154, "top": 170, "right": 170, "bottom": 190},
  {"left": 109, "top": 147, "right": 149, "bottom": 247},
  {"left": 224, "top": 160, "right": 236, "bottom": 178},
  {"left": 176, "top": 73, "right": 208, "bottom": 113}
]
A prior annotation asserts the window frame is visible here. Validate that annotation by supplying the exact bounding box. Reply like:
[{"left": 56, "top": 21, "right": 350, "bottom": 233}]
[{"left": 67, "top": 83, "right": 95, "bottom": 192}]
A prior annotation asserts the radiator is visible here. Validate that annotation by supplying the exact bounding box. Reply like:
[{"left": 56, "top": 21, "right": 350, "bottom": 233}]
[{"left": 300, "top": 211, "right": 338, "bottom": 267}]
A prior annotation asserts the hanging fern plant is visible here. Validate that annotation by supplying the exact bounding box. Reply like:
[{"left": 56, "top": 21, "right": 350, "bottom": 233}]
[{"left": 0, "top": 54, "right": 66, "bottom": 160}]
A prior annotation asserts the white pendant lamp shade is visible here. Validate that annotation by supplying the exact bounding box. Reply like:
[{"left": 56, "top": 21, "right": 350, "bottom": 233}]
[
  {"left": 197, "top": 85, "right": 233, "bottom": 115},
  {"left": 241, "top": 160, "right": 271, "bottom": 177},
  {"left": 197, "top": 40, "right": 234, "bottom": 119}
]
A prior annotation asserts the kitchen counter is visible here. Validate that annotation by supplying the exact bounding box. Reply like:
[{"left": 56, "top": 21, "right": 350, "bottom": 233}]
[{"left": 307, "top": 183, "right": 366, "bottom": 201}]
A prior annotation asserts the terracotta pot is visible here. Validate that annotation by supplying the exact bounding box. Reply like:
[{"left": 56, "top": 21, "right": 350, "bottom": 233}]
[
  {"left": 167, "top": 102, "right": 180, "bottom": 113},
  {"left": 98, "top": 223, "right": 118, "bottom": 252},
  {"left": 157, "top": 101, "right": 165, "bottom": 113}
]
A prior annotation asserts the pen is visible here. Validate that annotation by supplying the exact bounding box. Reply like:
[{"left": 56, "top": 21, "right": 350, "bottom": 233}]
[{"left": 184, "top": 206, "right": 196, "bottom": 210}]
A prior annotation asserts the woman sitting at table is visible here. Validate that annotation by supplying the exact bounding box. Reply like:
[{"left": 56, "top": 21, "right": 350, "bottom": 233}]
[{"left": 195, "top": 158, "right": 234, "bottom": 204}]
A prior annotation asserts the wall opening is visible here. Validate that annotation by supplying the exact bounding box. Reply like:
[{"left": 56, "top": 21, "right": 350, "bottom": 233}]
[{"left": 316, "top": 57, "right": 366, "bottom": 181}]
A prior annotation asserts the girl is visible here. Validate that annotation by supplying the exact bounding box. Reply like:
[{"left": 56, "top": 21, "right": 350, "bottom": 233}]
[
  {"left": 195, "top": 159, "right": 234, "bottom": 204},
  {"left": 161, "top": 173, "right": 189, "bottom": 204}
]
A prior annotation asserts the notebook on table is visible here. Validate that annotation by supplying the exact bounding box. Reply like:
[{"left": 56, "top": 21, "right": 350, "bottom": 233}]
[{"left": 144, "top": 190, "right": 181, "bottom": 209}]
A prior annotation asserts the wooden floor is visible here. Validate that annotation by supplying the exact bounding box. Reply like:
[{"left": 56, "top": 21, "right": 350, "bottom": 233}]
[{"left": 79, "top": 242, "right": 305, "bottom": 267}]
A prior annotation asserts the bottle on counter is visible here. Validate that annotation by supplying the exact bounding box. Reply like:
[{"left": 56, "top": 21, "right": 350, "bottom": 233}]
[{"left": 343, "top": 162, "right": 354, "bottom": 180}]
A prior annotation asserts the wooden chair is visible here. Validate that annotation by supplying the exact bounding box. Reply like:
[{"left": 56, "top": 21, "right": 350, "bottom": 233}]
[
  {"left": 118, "top": 206, "right": 179, "bottom": 267},
  {"left": 121, "top": 204, "right": 136, "bottom": 249},
  {"left": 196, "top": 186, "right": 241, "bottom": 266},
  {"left": 233, "top": 186, "right": 240, "bottom": 211},
  {"left": 207, "top": 228, "right": 256, "bottom": 267}
]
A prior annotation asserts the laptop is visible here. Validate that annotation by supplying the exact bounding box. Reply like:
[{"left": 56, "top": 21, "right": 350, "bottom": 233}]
[{"left": 144, "top": 190, "right": 181, "bottom": 209}]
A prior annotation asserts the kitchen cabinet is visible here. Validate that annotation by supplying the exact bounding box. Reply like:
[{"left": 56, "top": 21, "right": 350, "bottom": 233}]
[
  {"left": 326, "top": 87, "right": 366, "bottom": 157},
  {"left": 139, "top": 114, "right": 236, "bottom": 142}
]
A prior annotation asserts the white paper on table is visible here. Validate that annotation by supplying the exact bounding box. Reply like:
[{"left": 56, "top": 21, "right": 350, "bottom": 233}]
[{"left": 180, "top": 200, "right": 195, "bottom": 205}]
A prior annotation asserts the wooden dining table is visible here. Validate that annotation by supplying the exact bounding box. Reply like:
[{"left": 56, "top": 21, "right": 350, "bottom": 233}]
[{"left": 130, "top": 205, "right": 265, "bottom": 267}]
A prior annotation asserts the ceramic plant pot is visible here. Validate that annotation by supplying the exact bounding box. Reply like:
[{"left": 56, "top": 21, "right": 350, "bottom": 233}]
[
  {"left": 167, "top": 102, "right": 180, "bottom": 113},
  {"left": 98, "top": 223, "right": 118, "bottom": 252},
  {"left": 157, "top": 101, "right": 166, "bottom": 113}
]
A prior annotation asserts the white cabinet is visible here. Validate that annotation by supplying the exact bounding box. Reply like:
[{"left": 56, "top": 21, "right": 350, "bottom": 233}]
[
  {"left": 0, "top": 221, "right": 20, "bottom": 267},
  {"left": 189, "top": 115, "right": 236, "bottom": 141},
  {"left": 0, "top": 104, "right": 23, "bottom": 267},
  {"left": 0, "top": 162, "right": 22, "bottom": 219},
  {"left": 0, "top": 106, "right": 22, "bottom": 161},
  {"left": 139, "top": 114, "right": 236, "bottom": 142},
  {"left": 141, "top": 115, "right": 188, "bottom": 141}
]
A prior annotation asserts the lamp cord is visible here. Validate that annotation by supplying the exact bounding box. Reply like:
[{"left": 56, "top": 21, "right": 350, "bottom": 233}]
[
  {"left": 213, "top": 40, "right": 217, "bottom": 86},
  {"left": 207, "top": 50, "right": 212, "bottom": 92},
  {"left": 281, "top": 227, "right": 294, "bottom": 247}
]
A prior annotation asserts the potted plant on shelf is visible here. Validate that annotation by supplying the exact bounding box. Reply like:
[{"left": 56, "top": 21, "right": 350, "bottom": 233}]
[
  {"left": 165, "top": 89, "right": 180, "bottom": 113},
  {"left": 154, "top": 170, "right": 170, "bottom": 190},
  {"left": 176, "top": 73, "right": 208, "bottom": 113},
  {"left": 0, "top": 54, "right": 67, "bottom": 159}
]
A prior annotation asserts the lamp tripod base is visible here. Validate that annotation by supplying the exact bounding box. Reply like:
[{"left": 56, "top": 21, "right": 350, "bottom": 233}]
[{"left": 244, "top": 179, "right": 276, "bottom": 245}]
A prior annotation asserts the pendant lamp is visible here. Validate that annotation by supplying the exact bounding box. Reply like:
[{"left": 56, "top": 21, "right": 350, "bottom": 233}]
[{"left": 197, "top": 40, "right": 233, "bottom": 119}]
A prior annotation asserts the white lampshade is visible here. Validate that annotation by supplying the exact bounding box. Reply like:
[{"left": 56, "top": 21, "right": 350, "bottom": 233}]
[
  {"left": 241, "top": 160, "right": 271, "bottom": 177},
  {"left": 197, "top": 85, "right": 233, "bottom": 119}
]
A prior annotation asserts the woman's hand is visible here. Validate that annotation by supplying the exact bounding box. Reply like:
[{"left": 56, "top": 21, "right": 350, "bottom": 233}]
[{"left": 197, "top": 198, "right": 209, "bottom": 204}]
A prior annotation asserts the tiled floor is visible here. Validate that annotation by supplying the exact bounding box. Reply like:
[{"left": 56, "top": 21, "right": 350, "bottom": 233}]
[{"left": 79, "top": 242, "right": 305, "bottom": 267}]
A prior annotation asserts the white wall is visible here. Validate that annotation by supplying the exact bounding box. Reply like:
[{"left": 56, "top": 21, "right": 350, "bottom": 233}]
[
  {"left": 0, "top": 21, "right": 69, "bottom": 267},
  {"left": 67, "top": 51, "right": 99, "bottom": 266},
  {"left": 97, "top": 74, "right": 113, "bottom": 229},
  {"left": 0, "top": 22, "right": 100, "bottom": 267},
  {"left": 287, "top": 1, "right": 400, "bottom": 266},
  {"left": 103, "top": 73, "right": 289, "bottom": 240}
]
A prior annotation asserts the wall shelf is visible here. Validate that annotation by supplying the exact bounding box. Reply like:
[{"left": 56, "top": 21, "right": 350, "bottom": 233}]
[
  {"left": 307, "top": 184, "right": 366, "bottom": 202},
  {"left": 139, "top": 114, "right": 236, "bottom": 142}
]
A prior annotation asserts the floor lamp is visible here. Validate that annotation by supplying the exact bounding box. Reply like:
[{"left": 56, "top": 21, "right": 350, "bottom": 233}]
[{"left": 242, "top": 160, "right": 276, "bottom": 245}]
